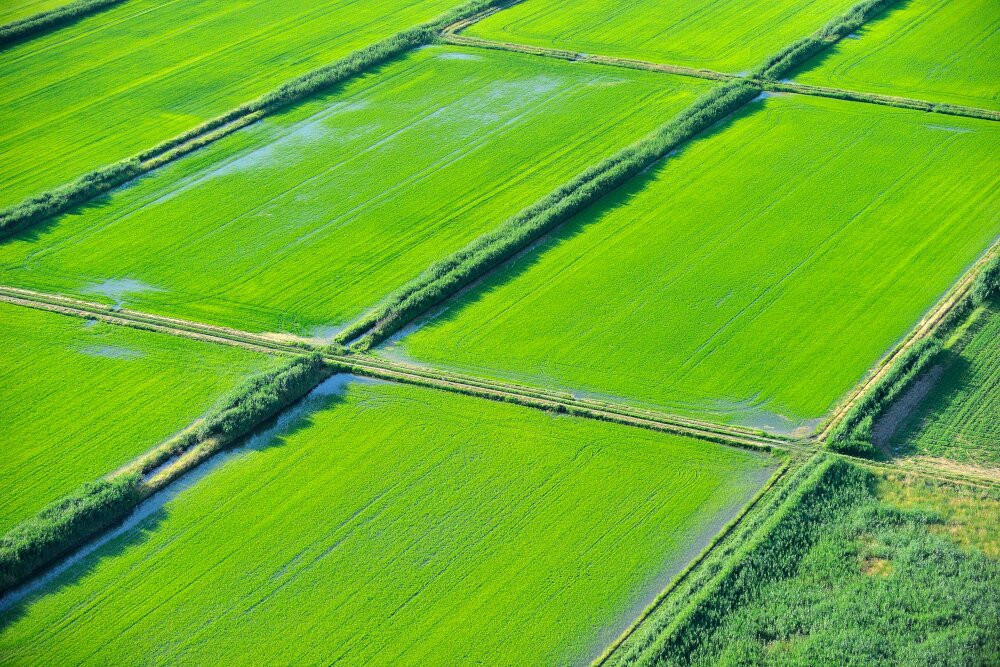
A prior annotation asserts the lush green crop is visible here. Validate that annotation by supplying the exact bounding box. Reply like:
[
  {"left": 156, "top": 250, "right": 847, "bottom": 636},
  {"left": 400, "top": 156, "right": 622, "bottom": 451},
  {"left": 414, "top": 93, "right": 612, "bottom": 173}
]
[
  {"left": 0, "top": 379, "right": 774, "bottom": 665},
  {"left": 0, "top": 0, "right": 467, "bottom": 207},
  {"left": 0, "top": 46, "right": 708, "bottom": 335},
  {"left": 890, "top": 299, "right": 1000, "bottom": 467},
  {"left": 0, "top": 302, "right": 277, "bottom": 533},
  {"left": 0, "top": 0, "right": 66, "bottom": 24},
  {"left": 795, "top": 0, "right": 1000, "bottom": 110},
  {"left": 613, "top": 458, "right": 1000, "bottom": 666},
  {"left": 466, "top": 0, "right": 856, "bottom": 73},
  {"left": 393, "top": 95, "right": 1000, "bottom": 432}
]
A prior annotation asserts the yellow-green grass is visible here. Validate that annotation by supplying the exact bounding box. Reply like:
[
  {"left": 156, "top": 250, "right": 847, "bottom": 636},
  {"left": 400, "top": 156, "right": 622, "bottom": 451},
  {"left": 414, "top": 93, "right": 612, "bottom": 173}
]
[
  {"left": 0, "top": 301, "right": 277, "bottom": 533},
  {"left": 890, "top": 299, "right": 1000, "bottom": 467},
  {"left": 0, "top": 0, "right": 66, "bottom": 24},
  {"left": 0, "top": 379, "right": 774, "bottom": 665},
  {"left": 466, "top": 0, "right": 855, "bottom": 73},
  {"left": 795, "top": 0, "right": 1000, "bottom": 110},
  {"left": 390, "top": 94, "right": 1000, "bottom": 432},
  {"left": 0, "top": 0, "right": 466, "bottom": 208},
  {"left": 0, "top": 46, "right": 709, "bottom": 336}
]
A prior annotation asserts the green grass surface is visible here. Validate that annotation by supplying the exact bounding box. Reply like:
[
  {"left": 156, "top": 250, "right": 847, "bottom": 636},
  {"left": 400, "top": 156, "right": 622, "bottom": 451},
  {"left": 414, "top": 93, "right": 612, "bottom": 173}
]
[
  {"left": 0, "top": 46, "right": 709, "bottom": 336},
  {"left": 795, "top": 0, "right": 1000, "bottom": 110},
  {"left": 0, "top": 302, "right": 277, "bottom": 533},
  {"left": 0, "top": 0, "right": 466, "bottom": 208},
  {"left": 622, "top": 459, "right": 1000, "bottom": 666},
  {"left": 0, "top": 0, "right": 66, "bottom": 23},
  {"left": 391, "top": 94, "right": 1000, "bottom": 432},
  {"left": 890, "top": 299, "right": 1000, "bottom": 467},
  {"left": 466, "top": 0, "right": 855, "bottom": 73},
  {"left": 0, "top": 378, "right": 774, "bottom": 665}
]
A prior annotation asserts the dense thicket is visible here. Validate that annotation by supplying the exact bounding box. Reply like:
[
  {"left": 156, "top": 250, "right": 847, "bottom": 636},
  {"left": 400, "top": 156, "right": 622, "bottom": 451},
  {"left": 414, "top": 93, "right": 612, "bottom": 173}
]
[
  {"left": 0, "top": 158, "right": 140, "bottom": 239},
  {"left": 618, "top": 459, "right": 1000, "bottom": 666},
  {"left": 0, "top": 354, "right": 330, "bottom": 594},
  {"left": 828, "top": 338, "right": 942, "bottom": 455},
  {"left": 0, "top": 0, "right": 125, "bottom": 49},
  {"left": 337, "top": 79, "right": 762, "bottom": 349},
  {"left": 0, "top": 473, "right": 140, "bottom": 594},
  {"left": 0, "top": 0, "right": 505, "bottom": 240},
  {"left": 752, "top": 0, "right": 900, "bottom": 81}
]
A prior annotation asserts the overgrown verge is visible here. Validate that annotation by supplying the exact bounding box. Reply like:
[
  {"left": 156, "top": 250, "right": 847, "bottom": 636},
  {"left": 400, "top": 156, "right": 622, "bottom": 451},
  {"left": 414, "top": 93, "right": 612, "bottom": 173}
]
[
  {"left": 752, "top": 0, "right": 900, "bottom": 81},
  {"left": 0, "top": 353, "right": 331, "bottom": 595},
  {"left": 609, "top": 458, "right": 1000, "bottom": 666},
  {"left": 0, "top": 0, "right": 505, "bottom": 241},
  {"left": 337, "top": 79, "right": 762, "bottom": 349},
  {"left": 828, "top": 253, "right": 1000, "bottom": 456},
  {"left": 0, "top": 0, "right": 126, "bottom": 50}
]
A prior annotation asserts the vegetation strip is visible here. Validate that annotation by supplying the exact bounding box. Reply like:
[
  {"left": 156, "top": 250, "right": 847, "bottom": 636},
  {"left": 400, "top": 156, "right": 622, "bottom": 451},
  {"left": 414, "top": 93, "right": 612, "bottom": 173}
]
[
  {"left": 0, "top": 0, "right": 507, "bottom": 240},
  {"left": 0, "top": 0, "right": 126, "bottom": 50},
  {"left": 0, "top": 354, "right": 330, "bottom": 595},
  {"left": 442, "top": 2, "right": 999, "bottom": 122}
]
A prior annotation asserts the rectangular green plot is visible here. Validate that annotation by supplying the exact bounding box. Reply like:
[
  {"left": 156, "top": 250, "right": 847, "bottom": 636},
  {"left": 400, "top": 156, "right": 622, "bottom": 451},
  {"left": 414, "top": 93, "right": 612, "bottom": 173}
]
[
  {"left": 0, "top": 302, "right": 277, "bottom": 532},
  {"left": 0, "top": 0, "right": 465, "bottom": 207},
  {"left": 390, "top": 94, "right": 1000, "bottom": 433},
  {"left": 465, "top": 0, "right": 855, "bottom": 73},
  {"left": 0, "top": 378, "right": 775, "bottom": 665},
  {"left": 795, "top": 0, "right": 1000, "bottom": 111},
  {"left": 0, "top": 46, "right": 710, "bottom": 336},
  {"left": 887, "top": 298, "right": 1000, "bottom": 467}
]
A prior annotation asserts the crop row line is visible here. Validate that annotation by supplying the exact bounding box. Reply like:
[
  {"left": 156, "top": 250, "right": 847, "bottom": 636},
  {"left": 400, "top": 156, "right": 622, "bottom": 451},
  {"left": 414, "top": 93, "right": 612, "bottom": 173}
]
[
  {"left": 440, "top": 31, "right": 1000, "bottom": 123},
  {"left": 0, "top": 285, "right": 791, "bottom": 453}
]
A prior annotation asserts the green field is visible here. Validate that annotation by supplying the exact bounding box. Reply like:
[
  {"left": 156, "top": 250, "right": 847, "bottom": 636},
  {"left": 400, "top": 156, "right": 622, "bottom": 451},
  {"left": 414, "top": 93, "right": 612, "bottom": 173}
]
[
  {"left": 888, "top": 299, "right": 1000, "bottom": 467},
  {"left": 795, "top": 0, "right": 1000, "bottom": 110},
  {"left": 390, "top": 94, "right": 1000, "bottom": 432},
  {"left": 0, "top": 0, "right": 66, "bottom": 24},
  {"left": 466, "top": 0, "right": 854, "bottom": 73},
  {"left": 0, "top": 302, "right": 277, "bottom": 533},
  {"left": 0, "top": 0, "right": 468, "bottom": 208},
  {"left": 0, "top": 46, "right": 708, "bottom": 336},
  {"left": 0, "top": 379, "right": 773, "bottom": 665},
  {"left": 614, "top": 458, "right": 1000, "bottom": 666}
]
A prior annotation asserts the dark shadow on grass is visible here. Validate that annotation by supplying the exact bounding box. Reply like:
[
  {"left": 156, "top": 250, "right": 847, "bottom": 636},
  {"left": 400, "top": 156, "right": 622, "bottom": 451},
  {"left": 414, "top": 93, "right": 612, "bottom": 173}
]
[
  {"left": 0, "top": 374, "right": 361, "bottom": 632},
  {"left": 388, "top": 98, "right": 769, "bottom": 339}
]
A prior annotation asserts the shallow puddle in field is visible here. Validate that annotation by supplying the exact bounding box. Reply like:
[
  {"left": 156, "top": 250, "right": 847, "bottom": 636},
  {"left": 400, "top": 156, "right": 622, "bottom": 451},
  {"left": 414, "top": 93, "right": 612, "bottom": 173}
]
[
  {"left": 0, "top": 374, "right": 382, "bottom": 613},
  {"left": 78, "top": 344, "right": 143, "bottom": 360},
  {"left": 83, "top": 278, "right": 162, "bottom": 308}
]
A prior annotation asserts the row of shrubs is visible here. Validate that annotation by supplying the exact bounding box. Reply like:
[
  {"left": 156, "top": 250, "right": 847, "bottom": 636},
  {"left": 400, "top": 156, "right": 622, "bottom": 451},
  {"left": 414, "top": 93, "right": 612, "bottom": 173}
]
[
  {"left": 337, "top": 79, "right": 762, "bottom": 348},
  {"left": 0, "top": 0, "right": 124, "bottom": 49},
  {"left": 0, "top": 353, "right": 330, "bottom": 595},
  {"left": 752, "top": 0, "right": 900, "bottom": 80},
  {"left": 0, "top": 0, "right": 505, "bottom": 240},
  {"left": 828, "top": 253, "right": 1000, "bottom": 456}
]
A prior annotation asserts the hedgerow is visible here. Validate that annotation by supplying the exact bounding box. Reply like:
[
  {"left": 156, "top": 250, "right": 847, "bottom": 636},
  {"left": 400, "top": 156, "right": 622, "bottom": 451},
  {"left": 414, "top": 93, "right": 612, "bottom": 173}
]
[
  {"left": 337, "top": 79, "right": 762, "bottom": 349},
  {"left": 0, "top": 353, "right": 330, "bottom": 594},
  {"left": 0, "top": 0, "right": 126, "bottom": 50}
]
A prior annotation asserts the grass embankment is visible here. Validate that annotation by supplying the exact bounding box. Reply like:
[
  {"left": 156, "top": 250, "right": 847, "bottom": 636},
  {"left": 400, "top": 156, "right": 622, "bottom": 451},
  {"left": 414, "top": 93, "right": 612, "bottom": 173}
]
[
  {"left": 0, "top": 302, "right": 278, "bottom": 534},
  {"left": 794, "top": 0, "right": 1000, "bottom": 111},
  {"left": 0, "top": 0, "right": 66, "bottom": 24},
  {"left": 339, "top": 78, "right": 761, "bottom": 349},
  {"left": 0, "top": 0, "right": 126, "bottom": 49},
  {"left": 830, "top": 255, "right": 1000, "bottom": 455},
  {"left": 391, "top": 96, "right": 1000, "bottom": 430},
  {"left": 608, "top": 456, "right": 1000, "bottom": 666},
  {"left": 465, "top": 0, "right": 857, "bottom": 73},
  {"left": 0, "top": 0, "right": 479, "bottom": 214},
  {"left": 0, "top": 380, "right": 774, "bottom": 664},
  {"left": 0, "top": 353, "right": 330, "bottom": 595},
  {"left": 0, "top": 47, "right": 708, "bottom": 333}
]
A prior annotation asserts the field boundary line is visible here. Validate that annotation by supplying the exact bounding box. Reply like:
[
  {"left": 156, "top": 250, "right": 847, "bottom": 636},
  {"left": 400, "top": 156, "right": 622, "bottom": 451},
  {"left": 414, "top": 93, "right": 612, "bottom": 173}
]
[
  {"left": 0, "top": 0, "right": 128, "bottom": 50},
  {"left": 816, "top": 242, "right": 1000, "bottom": 443},
  {"left": 441, "top": 7, "right": 999, "bottom": 122},
  {"left": 0, "top": 285, "right": 793, "bottom": 453}
]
